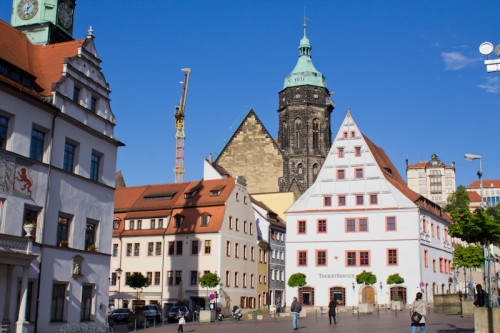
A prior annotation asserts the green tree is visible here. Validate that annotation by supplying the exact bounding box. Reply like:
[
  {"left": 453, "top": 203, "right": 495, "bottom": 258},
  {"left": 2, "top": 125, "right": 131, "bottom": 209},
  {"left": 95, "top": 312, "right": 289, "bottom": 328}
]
[
  {"left": 356, "top": 270, "right": 377, "bottom": 285},
  {"left": 452, "top": 244, "right": 484, "bottom": 296},
  {"left": 444, "top": 185, "right": 470, "bottom": 212},
  {"left": 126, "top": 272, "right": 150, "bottom": 300},
  {"left": 448, "top": 208, "right": 500, "bottom": 246},
  {"left": 386, "top": 273, "right": 405, "bottom": 285},
  {"left": 288, "top": 273, "right": 307, "bottom": 298},
  {"left": 198, "top": 272, "right": 221, "bottom": 289}
]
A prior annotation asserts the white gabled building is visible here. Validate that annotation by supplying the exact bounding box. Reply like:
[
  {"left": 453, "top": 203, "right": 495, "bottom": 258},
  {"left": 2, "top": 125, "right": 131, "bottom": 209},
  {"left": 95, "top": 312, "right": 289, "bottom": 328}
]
[{"left": 285, "top": 111, "right": 453, "bottom": 309}]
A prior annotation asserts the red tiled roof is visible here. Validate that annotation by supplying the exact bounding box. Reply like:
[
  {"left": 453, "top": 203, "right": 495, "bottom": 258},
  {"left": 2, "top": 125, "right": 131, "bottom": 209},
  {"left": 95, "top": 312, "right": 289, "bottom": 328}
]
[
  {"left": 468, "top": 191, "right": 483, "bottom": 203},
  {"left": 407, "top": 162, "right": 427, "bottom": 168},
  {"left": 0, "top": 19, "right": 84, "bottom": 96},
  {"left": 467, "top": 180, "right": 500, "bottom": 189}
]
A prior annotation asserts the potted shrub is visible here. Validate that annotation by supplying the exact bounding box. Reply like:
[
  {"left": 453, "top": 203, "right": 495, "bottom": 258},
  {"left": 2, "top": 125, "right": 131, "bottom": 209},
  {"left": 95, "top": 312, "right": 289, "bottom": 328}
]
[
  {"left": 356, "top": 270, "right": 377, "bottom": 313},
  {"left": 59, "top": 240, "right": 69, "bottom": 248},
  {"left": 387, "top": 273, "right": 405, "bottom": 311},
  {"left": 86, "top": 244, "right": 97, "bottom": 252},
  {"left": 23, "top": 221, "right": 36, "bottom": 237}
]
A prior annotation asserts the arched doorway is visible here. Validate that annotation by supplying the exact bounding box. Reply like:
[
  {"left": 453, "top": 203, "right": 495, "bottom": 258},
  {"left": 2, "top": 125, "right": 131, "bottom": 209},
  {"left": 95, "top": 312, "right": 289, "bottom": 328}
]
[
  {"left": 361, "top": 286, "right": 375, "bottom": 303},
  {"left": 299, "top": 286, "right": 315, "bottom": 306},
  {"left": 329, "top": 287, "right": 346, "bottom": 306},
  {"left": 390, "top": 286, "right": 407, "bottom": 304}
]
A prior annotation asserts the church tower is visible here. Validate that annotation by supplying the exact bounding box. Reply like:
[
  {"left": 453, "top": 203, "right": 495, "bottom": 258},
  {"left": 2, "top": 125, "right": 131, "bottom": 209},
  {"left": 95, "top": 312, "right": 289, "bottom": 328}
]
[
  {"left": 278, "top": 25, "right": 334, "bottom": 197},
  {"left": 11, "top": 0, "right": 76, "bottom": 44}
]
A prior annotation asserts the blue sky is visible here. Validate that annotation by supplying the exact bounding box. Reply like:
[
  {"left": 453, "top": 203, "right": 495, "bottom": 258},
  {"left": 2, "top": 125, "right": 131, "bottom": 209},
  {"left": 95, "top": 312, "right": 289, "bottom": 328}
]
[{"left": 2, "top": 0, "right": 500, "bottom": 188}]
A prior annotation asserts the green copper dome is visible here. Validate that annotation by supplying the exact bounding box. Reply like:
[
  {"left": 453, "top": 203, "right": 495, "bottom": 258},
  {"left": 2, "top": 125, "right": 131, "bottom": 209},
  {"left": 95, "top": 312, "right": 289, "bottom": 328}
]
[{"left": 283, "top": 27, "right": 326, "bottom": 89}]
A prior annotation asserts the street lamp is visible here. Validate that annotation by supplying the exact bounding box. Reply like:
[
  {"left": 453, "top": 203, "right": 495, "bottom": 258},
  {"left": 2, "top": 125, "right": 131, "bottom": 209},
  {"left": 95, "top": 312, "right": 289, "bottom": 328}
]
[
  {"left": 464, "top": 153, "right": 491, "bottom": 307},
  {"left": 115, "top": 268, "right": 123, "bottom": 293}
]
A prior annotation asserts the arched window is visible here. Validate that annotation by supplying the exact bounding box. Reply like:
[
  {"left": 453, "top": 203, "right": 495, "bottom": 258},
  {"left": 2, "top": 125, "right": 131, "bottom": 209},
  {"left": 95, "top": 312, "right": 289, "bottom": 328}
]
[
  {"left": 297, "top": 163, "right": 303, "bottom": 175},
  {"left": 390, "top": 286, "right": 407, "bottom": 303},
  {"left": 329, "top": 287, "right": 346, "bottom": 306},
  {"left": 299, "top": 286, "right": 315, "bottom": 306},
  {"left": 313, "top": 164, "right": 319, "bottom": 181},
  {"left": 282, "top": 123, "right": 288, "bottom": 148},
  {"left": 312, "top": 119, "right": 320, "bottom": 149},
  {"left": 295, "top": 118, "right": 302, "bottom": 149}
]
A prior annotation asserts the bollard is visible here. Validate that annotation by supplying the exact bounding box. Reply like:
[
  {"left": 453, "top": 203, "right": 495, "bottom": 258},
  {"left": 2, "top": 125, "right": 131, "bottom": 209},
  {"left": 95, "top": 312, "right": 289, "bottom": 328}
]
[
  {"left": 337, "top": 307, "right": 340, "bottom": 324},
  {"left": 154, "top": 318, "right": 156, "bottom": 328},
  {"left": 352, "top": 307, "right": 354, "bottom": 317},
  {"left": 377, "top": 305, "right": 379, "bottom": 318},
  {"left": 144, "top": 319, "right": 147, "bottom": 329},
  {"left": 395, "top": 308, "right": 398, "bottom": 318},
  {"left": 357, "top": 309, "right": 359, "bottom": 320},
  {"left": 315, "top": 309, "right": 317, "bottom": 321},
  {"left": 134, "top": 319, "right": 137, "bottom": 332},
  {"left": 274, "top": 312, "right": 277, "bottom": 321}
]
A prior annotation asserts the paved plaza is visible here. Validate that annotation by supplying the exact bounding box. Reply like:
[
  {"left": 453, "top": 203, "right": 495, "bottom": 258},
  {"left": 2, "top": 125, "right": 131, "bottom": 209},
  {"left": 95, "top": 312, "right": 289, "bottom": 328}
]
[{"left": 114, "top": 310, "right": 474, "bottom": 333}]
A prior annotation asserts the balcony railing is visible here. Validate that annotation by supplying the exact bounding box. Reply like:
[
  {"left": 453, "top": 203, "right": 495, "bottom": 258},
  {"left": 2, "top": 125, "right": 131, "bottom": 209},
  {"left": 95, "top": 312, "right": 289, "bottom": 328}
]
[{"left": 0, "top": 233, "right": 29, "bottom": 253}]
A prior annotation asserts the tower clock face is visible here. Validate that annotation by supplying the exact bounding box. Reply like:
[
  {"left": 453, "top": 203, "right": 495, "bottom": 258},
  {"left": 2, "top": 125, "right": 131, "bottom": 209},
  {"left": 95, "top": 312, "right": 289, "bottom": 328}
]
[
  {"left": 57, "top": 2, "right": 74, "bottom": 29},
  {"left": 17, "top": 0, "right": 39, "bottom": 20}
]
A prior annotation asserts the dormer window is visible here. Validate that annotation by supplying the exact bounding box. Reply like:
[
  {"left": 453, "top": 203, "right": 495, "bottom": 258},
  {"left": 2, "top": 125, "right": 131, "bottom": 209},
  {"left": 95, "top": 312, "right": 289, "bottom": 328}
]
[
  {"left": 73, "top": 86, "right": 80, "bottom": 103},
  {"left": 174, "top": 215, "right": 184, "bottom": 228},
  {"left": 90, "top": 96, "right": 97, "bottom": 113},
  {"left": 210, "top": 190, "right": 221, "bottom": 197},
  {"left": 200, "top": 214, "right": 211, "bottom": 227},
  {"left": 185, "top": 191, "right": 197, "bottom": 199},
  {"left": 144, "top": 192, "right": 175, "bottom": 201},
  {"left": 113, "top": 219, "right": 120, "bottom": 230}
]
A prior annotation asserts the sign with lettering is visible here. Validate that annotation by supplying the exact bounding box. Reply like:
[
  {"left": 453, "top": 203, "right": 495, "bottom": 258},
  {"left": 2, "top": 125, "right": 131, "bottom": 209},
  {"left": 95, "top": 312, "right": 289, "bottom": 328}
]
[{"left": 318, "top": 273, "right": 355, "bottom": 279}]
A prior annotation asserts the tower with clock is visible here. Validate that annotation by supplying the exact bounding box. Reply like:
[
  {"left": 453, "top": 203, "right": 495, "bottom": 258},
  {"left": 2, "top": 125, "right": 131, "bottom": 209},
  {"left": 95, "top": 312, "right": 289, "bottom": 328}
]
[
  {"left": 11, "top": 0, "right": 76, "bottom": 44},
  {"left": 278, "top": 25, "right": 335, "bottom": 197}
]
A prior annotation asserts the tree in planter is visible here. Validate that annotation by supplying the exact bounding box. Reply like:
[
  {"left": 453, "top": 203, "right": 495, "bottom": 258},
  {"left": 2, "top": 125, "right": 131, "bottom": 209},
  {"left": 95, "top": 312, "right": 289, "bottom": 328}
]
[
  {"left": 199, "top": 272, "right": 221, "bottom": 307},
  {"left": 126, "top": 272, "right": 151, "bottom": 301},
  {"left": 452, "top": 244, "right": 483, "bottom": 296},
  {"left": 356, "top": 270, "right": 377, "bottom": 303},
  {"left": 288, "top": 273, "right": 307, "bottom": 299}
]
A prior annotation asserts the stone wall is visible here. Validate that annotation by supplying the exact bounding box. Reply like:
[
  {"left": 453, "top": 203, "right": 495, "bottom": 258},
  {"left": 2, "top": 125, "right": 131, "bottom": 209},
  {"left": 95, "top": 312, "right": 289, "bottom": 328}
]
[
  {"left": 433, "top": 294, "right": 462, "bottom": 314},
  {"left": 216, "top": 111, "right": 283, "bottom": 194}
]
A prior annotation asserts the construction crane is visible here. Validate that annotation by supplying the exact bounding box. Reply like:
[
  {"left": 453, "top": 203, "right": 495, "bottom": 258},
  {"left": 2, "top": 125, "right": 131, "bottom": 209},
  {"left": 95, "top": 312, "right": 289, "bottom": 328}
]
[{"left": 174, "top": 68, "right": 191, "bottom": 183}]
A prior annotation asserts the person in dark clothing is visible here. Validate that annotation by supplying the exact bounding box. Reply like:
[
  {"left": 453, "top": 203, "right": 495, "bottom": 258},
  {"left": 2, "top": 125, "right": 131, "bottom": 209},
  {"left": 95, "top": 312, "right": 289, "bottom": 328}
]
[
  {"left": 290, "top": 297, "right": 302, "bottom": 330},
  {"left": 328, "top": 298, "right": 337, "bottom": 324},
  {"left": 474, "top": 284, "right": 486, "bottom": 307}
]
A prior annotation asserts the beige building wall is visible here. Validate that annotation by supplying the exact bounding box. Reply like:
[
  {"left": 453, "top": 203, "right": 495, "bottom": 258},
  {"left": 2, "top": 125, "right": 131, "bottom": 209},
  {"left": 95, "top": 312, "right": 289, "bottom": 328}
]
[
  {"left": 215, "top": 111, "right": 283, "bottom": 194},
  {"left": 407, "top": 154, "right": 456, "bottom": 207},
  {"left": 251, "top": 192, "right": 295, "bottom": 222}
]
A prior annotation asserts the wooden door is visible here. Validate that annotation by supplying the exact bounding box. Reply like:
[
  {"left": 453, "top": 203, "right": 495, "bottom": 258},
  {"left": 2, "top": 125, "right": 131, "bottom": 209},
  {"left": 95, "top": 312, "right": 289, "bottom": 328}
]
[{"left": 361, "top": 286, "right": 375, "bottom": 303}]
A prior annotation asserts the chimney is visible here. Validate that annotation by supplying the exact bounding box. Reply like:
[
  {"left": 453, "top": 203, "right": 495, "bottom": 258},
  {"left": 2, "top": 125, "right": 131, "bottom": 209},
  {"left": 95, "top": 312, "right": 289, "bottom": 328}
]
[
  {"left": 452, "top": 161, "right": 455, "bottom": 168},
  {"left": 209, "top": 154, "right": 213, "bottom": 163}
]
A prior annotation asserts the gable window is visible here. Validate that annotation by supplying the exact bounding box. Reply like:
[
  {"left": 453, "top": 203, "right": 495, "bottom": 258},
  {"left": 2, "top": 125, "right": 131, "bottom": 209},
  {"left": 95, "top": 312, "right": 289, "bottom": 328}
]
[
  {"left": 323, "top": 196, "right": 332, "bottom": 207},
  {"left": 298, "top": 220, "right": 306, "bottom": 234},
  {"left": 343, "top": 131, "right": 348, "bottom": 139},
  {"left": 386, "top": 216, "right": 396, "bottom": 231},
  {"left": 355, "top": 168, "right": 364, "bottom": 179},
  {"left": 338, "top": 148, "right": 344, "bottom": 158},
  {"left": 317, "top": 219, "right": 327, "bottom": 233},
  {"left": 337, "top": 169, "right": 345, "bottom": 180},
  {"left": 338, "top": 196, "right": 346, "bottom": 206},
  {"left": 316, "top": 250, "right": 327, "bottom": 266},
  {"left": 356, "top": 195, "right": 364, "bottom": 205},
  {"left": 73, "top": 86, "right": 80, "bottom": 103},
  {"left": 30, "top": 128, "right": 45, "bottom": 161},
  {"left": 249, "top": 222, "right": 253, "bottom": 235},
  {"left": 350, "top": 131, "right": 355, "bottom": 138},
  {"left": 355, "top": 147, "right": 361, "bottom": 157},
  {"left": 150, "top": 219, "right": 155, "bottom": 229},
  {"left": 370, "top": 194, "right": 378, "bottom": 205},
  {"left": 200, "top": 214, "right": 210, "bottom": 227},
  {"left": 388, "top": 249, "right": 398, "bottom": 266},
  {"left": 158, "top": 219, "right": 163, "bottom": 228},
  {"left": 174, "top": 215, "right": 183, "bottom": 228},
  {"left": 184, "top": 190, "right": 197, "bottom": 199},
  {"left": 90, "top": 152, "right": 101, "bottom": 181},
  {"left": 136, "top": 220, "right": 142, "bottom": 230},
  {"left": 113, "top": 219, "right": 120, "bottom": 230},
  {"left": 129, "top": 220, "right": 135, "bottom": 230},
  {"left": 244, "top": 220, "right": 248, "bottom": 233},
  {"left": 90, "top": 96, "right": 97, "bottom": 113},
  {"left": 298, "top": 250, "right": 307, "bottom": 266},
  {"left": 0, "top": 115, "right": 8, "bottom": 148}
]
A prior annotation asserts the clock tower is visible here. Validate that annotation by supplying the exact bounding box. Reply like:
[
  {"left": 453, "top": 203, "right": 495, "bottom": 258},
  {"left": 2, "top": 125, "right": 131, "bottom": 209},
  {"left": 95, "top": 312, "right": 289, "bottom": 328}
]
[
  {"left": 278, "top": 25, "right": 335, "bottom": 197},
  {"left": 11, "top": 0, "right": 76, "bottom": 44}
]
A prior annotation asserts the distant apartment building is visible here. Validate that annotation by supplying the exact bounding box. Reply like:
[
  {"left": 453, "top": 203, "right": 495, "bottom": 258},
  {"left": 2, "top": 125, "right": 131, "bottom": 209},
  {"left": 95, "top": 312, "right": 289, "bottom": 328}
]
[
  {"left": 466, "top": 180, "right": 500, "bottom": 208},
  {"left": 406, "top": 154, "right": 456, "bottom": 207},
  {"left": 110, "top": 178, "right": 259, "bottom": 314}
]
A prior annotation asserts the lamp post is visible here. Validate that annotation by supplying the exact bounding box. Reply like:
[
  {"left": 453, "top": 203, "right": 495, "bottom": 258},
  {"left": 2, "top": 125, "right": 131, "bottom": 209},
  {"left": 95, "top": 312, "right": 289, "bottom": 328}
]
[
  {"left": 464, "top": 153, "right": 490, "bottom": 307},
  {"left": 115, "top": 268, "right": 123, "bottom": 293}
]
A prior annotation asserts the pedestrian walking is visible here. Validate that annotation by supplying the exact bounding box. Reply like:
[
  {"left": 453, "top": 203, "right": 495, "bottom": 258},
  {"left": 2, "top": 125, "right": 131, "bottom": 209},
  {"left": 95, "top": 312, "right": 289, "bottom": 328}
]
[
  {"left": 328, "top": 298, "right": 337, "bottom": 325},
  {"left": 410, "top": 292, "right": 426, "bottom": 333},
  {"left": 291, "top": 297, "right": 302, "bottom": 330},
  {"left": 177, "top": 309, "right": 185, "bottom": 333}
]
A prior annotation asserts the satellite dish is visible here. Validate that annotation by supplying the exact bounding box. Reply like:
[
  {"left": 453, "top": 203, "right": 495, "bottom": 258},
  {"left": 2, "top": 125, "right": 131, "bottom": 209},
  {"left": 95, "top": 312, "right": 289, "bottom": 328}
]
[
  {"left": 495, "top": 44, "right": 500, "bottom": 57},
  {"left": 479, "top": 42, "right": 494, "bottom": 55}
]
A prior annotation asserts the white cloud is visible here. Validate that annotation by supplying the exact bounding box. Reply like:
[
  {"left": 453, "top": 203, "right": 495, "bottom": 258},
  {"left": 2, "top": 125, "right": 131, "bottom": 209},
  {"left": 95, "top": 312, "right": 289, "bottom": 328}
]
[
  {"left": 478, "top": 76, "right": 500, "bottom": 94},
  {"left": 441, "top": 52, "right": 476, "bottom": 70}
]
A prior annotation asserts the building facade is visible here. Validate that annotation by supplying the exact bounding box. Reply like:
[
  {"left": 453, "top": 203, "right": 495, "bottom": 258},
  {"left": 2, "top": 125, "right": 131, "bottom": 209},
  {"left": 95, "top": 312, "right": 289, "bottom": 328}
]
[
  {"left": 278, "top": 26, "right": 334, "bottom": 197},
  {"left": 406, "top": 154, "right": 456, "bottom": 207},
  {"left": 285, "top": 112, "right": 453, "bottom": 309},
  {"left": 466, "top": 179, "right": 500, "bottom": 208},
  {"left": 0, "top": 12, "right": 120, "bottom": 333},
  {"left": 110, "top": 178, "right": 260, "bottom": 314}
]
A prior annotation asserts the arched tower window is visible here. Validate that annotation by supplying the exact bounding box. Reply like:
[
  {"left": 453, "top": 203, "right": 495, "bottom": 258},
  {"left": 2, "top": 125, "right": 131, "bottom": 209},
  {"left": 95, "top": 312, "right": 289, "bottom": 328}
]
[
  {"left": 312, "top": 164, "right": 319, "bottom": 181},
  {"left": 282, "top": 123, "right": 288, "bottom": 148},
  {"left": 312, "top": 119, "right": 320, "bottom": 150},
  {"left": 297, "top": 163, "right": 303, "bottom": 175},
  {"left": 295, "top": 118, "right": 302, "bottom": 149}
]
